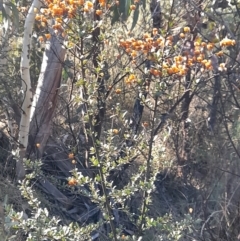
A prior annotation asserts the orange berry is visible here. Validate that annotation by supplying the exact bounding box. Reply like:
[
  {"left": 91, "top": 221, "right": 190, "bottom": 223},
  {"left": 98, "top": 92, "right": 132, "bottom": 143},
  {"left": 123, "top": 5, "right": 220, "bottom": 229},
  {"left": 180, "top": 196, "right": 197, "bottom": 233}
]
[
  {"left": 130, "top": 4, "right": 136, "bottom": 10},
  {"left": 115, "top": 89, "right": 122, "bottom": 94},
  {"left": 45, "top": 33, "right": 51, "bottom": 40},
  {"left": 121, "top": 234, "right": 126, "bottom": 239},
  {"left": 36, "top": 143, "right": 40, "bottom": 148},
  {"left": 68, "top": 177, "right": 77, "bottom": 186},
  {"left": 41, "top": 22, "right": 46, "bottom": 27},
  {"left": 86, "top": 1, "right": 93, "bottom": 8},
  {"left": 167, "top": 68, "right": 173, "bottom": 75},
  {"left": 194, "top": 41, "right": 200, "bottom": 47},
  {"left": 129, "top": 74, "right": 136, "bottom": 80},
  {"left": 56, "top": 18, "right": 63, "bottom": 23},
  {"left": 231, "top": 40, "right": 236, "bottom": 46},
  {"left": 112, "top": 129, "right": 119, "bottom": 134},
  {"left": 152, "top": 28, "right": 158, "bottom": 36},
  {"left": 201, "top": 59, "right": 208, "bottom": 65},
  {"left": 95, "top": 9, "right": 102, "bottom": 15},
  {"left": 179, "top": 33, "right": 185, "bottom": 38},
  {"left": 216, "top": 51, "right": 224, "bottom": 57},
  {"left": 220, "top": 39, "right": 236, "bottom": 47},
  {"left": 83, "top": 6, "right": 89, "bottom": 12},
  {"left": 204, "top": 61, "right": 212, "bottom": 69},
  {"left": 149, "top": 68, "right": 154, "bottom": 74},
  {"left": 218, "top": 63, "right": 226, "bottom": 71},
  {"left": 183, "top": 26, "right": 190, "bottom": 33},
  {"left": 162, "top": 62, "right": 169, "bottom": 68},
  {"left": 99, "top": 1, "right": 106, "bottom": 7},
  {"left": 125, "top": 48, "right": 131, "bottom": 53},
  {"left": 153, "top": 69, "right": 161, "bottom": 76},
  {"left": 125, "top": 79, "right": 131, "bottom": 85},
  {"left": 143, "top": 121, "right": 148, "bottom": 127},
  {"left": 35, "top": 14, "right": 41, "bottom": 21},
  {"left": 143, "top": 33, "right": 150, "bottom": 39},
  {"left": 78, "top": 0, "right": 85, "bottom": 5},
  {"left": 38, "top": 36, "right": 44, "bottom": 42},
  {"left": 197, "top": 56, "right": 203, "bottom": 62},
  {"left": 207, "top": 43, "right": 214, "bottom": 50},
  {"left": 156, "top": 38, "right": 162, "bottom": 43},
  {"left": 131, "top": 50, "right": 137, "bottom": 58},
  {"left": 194, "top": 49, "right": 201, "bottom": 55},
  {"left": 68, "top": 153, "right": 74, "bottom": 159}
]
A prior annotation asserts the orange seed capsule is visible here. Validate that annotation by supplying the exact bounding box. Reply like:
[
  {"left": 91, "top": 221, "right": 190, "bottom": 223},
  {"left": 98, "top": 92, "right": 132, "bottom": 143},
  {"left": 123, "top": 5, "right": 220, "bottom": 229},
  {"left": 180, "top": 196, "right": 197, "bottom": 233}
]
[
  {"left": 207, "top": 43, "right": 214, "bottom": 50},
  {"left": 38, "top": 36, "right": 44, "bottom": 42},
  {"left": 68, "top": 153, "right": 74, "bottom": 159},
  {"left": 95, "top": 9, "right": 102, "bottom": 15},
  {"left": 68, "top": 178, "right": 77, "bottom": 186},
  {"left": 45, "top": 33, "right": 51, "bottom": 40},
  {"left": 179, "top": 33, "right": 185, "bottom": 38},
  {"left": 167, "top": 35, "right": 173, "bottom": 41},
  {"left": 130, "top": 4, "right": 136, "bottom": 10},
  {"left": 112, "top": 129, "right": 119, "bottom": 134},
  {"left": 183, "top": 26, "right": 190, "bottom": 33},
  {"left": 143, "top": 121, "right": 148, "bottom": 127},
  {"left": 115, "top": 89, "right": 122, "bottom": 94},
  {"left": 86, "top": 1, "right": 93, "bottom": 8}
]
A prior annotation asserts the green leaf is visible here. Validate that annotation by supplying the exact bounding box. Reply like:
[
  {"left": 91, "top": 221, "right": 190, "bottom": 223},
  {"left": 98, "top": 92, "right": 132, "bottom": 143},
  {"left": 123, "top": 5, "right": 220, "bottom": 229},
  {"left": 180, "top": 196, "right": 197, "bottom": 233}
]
[
  {"left": 111, "top": 0, "right": 131, "bottom": 25},
  {"left": 111, "top": 5, "right": 120, "bottom": 25},
  {"left": 6, "top": 2, "right": 19, "bottom": 32},
  {"left": 142, "top": 0, "right": 146, "bottom": 9},
  {"left": 131, "top": 3, "right": 140, "bottom": 31},
  {"left": 2, "top": 5, "right": 8, "bottom": 20},
  {"left": 2, "top": 5, "right": 10, "bottom": 32},
  {"left": 120, "top": 0, "right": 131, "bottom": 20}
]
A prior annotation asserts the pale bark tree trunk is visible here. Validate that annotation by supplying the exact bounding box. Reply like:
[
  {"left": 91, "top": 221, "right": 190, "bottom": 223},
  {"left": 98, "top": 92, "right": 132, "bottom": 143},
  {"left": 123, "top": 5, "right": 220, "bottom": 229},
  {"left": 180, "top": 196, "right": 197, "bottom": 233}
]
[{"left": 17, "top": 0, "right": 42, "bottom": 179}]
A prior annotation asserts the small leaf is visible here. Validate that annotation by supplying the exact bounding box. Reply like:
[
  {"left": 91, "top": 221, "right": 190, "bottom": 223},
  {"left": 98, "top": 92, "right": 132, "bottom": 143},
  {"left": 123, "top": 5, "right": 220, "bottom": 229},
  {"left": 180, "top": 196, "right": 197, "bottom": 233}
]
[
  {"left": 7, "top": 2, "right": 19, "bottom": 32},
  {"left": 131, "top": 4, "right": 140, "bottom": 31},
  {"left": 111, "top": 5, "right": 120, "bottom": 25},
  {"left": 142, "top": 0, "right": 146, "bottom": 9},
  {"left": 1, "top": 4, "right": 8, "bottom": 19},
  {"left": 111, "top": 0, "right": 131, "bottom": 25},
  {"left": 121, "top": 0, "right": 131, "bottom": 20},
  {"left": 2, "top": 6, "right": 9, "bottom": 32}
]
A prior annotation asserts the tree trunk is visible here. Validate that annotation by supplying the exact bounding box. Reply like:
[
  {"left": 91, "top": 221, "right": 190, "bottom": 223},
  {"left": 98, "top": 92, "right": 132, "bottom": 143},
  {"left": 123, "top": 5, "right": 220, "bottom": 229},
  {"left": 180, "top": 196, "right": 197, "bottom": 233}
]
[
  {"left": 28, "top": 34, "right": 66, "bottom": 157},
  {"left": 17, "top": 0, "right": 42, "bottom": 179}
]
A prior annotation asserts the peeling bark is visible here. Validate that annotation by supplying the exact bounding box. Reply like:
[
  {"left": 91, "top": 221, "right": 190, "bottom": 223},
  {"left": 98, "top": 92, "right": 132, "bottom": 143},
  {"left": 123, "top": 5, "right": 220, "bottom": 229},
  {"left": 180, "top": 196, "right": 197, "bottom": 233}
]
[{"left": 28, "top": 34, "right": 66, "bottom": 157}]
